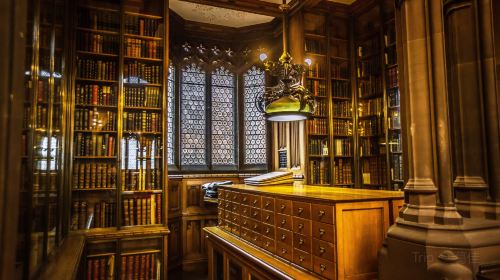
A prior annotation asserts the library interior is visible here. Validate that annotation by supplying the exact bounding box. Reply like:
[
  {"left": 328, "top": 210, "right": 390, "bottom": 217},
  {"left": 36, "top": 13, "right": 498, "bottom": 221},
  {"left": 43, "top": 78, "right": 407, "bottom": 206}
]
[{"left": 1, "top": 0, "right": 500, "bottom": 279}]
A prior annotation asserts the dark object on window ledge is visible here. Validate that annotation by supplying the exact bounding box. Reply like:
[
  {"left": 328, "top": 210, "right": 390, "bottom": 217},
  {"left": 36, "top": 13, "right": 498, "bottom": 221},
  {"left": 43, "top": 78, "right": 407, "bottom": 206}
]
[{"left": 202, "top": 181, "right": 233, "bottom": 198}]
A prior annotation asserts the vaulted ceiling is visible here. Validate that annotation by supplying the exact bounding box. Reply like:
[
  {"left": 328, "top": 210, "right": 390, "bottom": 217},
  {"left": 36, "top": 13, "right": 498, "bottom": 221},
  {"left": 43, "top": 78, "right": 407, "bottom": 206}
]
[{"left": 170, "top": 0, "right": 357, "bottom": 28}]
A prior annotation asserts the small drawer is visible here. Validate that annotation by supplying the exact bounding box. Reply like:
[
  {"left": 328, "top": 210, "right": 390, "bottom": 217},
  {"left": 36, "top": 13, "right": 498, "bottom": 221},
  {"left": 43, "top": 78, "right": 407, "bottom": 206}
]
[
  {"left": 312, "top": 204, "right": 334, "bottom": 224},
  {"left": 292, "top": 201, "right": 311, "bottom": 219},
  {"left": 293, "top": 249, "right": 312, "bottom": 270},
  {"left": 224, "top": 201, "right": 231, "bottom": 210},
  {"left": 231, "top": 191, "right": 240, "bottom": 202},
  {"left": 224, "top": 191, "right": 231, "bottom": 200},
  {"left": 240, "top": 193, "right": 250, "bottom": 205},
  {"left": 224, "top": 211, "right": 230, "bottom": 220},
  {"left": 241, "top": 227, "right": 252, "bottom": 241},
  {"left": 312, "top": 221, "right": 335, "bottom": 243},
  {"left": 249, "top": 230, "right": 262, "bottom": 246},
  {"left": 313, "top": 239, "right": 335, "bottom": 262},
  {"left": 240, "top": 205, "right": 250, "bottom": 217},
  {"left": 262, "top": 210, "right": 275, "bottom": 225},
  {"left": 276, "top": 241, "right": 293, "bottom": 262},
  {"left": 218, "top": 218, "right": 225, "bottom": 227},
  {"left": 230, "top": 223, "right": 240, "bottom": 236},
  {"left": 261, "top": 236, "right": 275, "bottom": 254},
  {"left": 293, "top": 233, "right": 311, "bottom": 253},
  {"left": 261, "top": 224, "right": 275, "bottom": 239},
  {"left": 218, "top": 189, "right": 225, "bottom": 198},
  {"left": 249, "top": 219, "right": 261, "bottom": 232},
  {"left": 276, "top": 199, "right": 292, "bottom": 215},
  {"left": 222, "top": 221, "right": 230, "bottom": 231},
  {"left": 292, "top": 217, "right": 311, "bottom": 236},
  {"left": 313, "top": 256, "right": 335, "bottom": 280},
  {"left": 249, "top": 194, "right": 261, "bottom": 208},
  {"left": 262, "top": 196, "right": 275, "bottom": 211},
  {"left": 277, "top": 228, "right": 292, "bottom": 245},
  {"left": 250, "top": 207, "right": 261, "bottom": 220},
  {"left": 276, "top": 213, "right": 292, "bottom": 230},
  {"left": 231, "top": 213, "right": 240, "bottom": 225},
  {"left": 231, "top": 203, "right": 239, "bottom": 213},
  {"left": 241, "top": 216, "right": 251, "bottom": 229}
]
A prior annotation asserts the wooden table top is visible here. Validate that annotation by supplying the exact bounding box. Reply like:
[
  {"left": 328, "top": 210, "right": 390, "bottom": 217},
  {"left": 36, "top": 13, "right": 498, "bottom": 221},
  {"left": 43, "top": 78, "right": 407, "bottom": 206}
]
[{"left": 219, "top": 184, "right": 404, "bottom": 203}]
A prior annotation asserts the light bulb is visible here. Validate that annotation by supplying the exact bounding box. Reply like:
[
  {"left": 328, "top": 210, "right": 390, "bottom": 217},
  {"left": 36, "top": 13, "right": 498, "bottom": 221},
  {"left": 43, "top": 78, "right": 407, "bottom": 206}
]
[
  {"left": 259, "top": 53, "right": 268, "bottom": 62},
  {"left": 304, "top": 58, "right": 312, "bottom": 66}
]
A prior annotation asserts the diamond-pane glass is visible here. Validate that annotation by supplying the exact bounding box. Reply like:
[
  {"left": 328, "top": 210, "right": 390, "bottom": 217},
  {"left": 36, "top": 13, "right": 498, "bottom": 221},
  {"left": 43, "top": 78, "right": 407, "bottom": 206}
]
[
  {"left": 243, "top": 66, "right": 267, "bottom": 164},
  {"left": 167, "top": 64, "right": 175, "bottom": 165},
  {"left": 211, "top": 67, "right": 235, "bottom": 165},
  {"left": 181, "top": 63, "right": 206, "bottom": 165}
]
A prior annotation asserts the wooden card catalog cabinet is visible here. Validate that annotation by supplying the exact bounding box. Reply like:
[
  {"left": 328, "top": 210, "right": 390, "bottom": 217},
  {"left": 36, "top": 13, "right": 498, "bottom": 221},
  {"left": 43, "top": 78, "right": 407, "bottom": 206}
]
[{"left": 208, "top": 185, "right": 402, "bottom": 280}]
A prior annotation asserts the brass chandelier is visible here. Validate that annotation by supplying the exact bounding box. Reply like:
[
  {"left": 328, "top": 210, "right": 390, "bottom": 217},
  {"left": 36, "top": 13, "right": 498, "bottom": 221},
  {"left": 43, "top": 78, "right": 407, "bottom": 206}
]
[{"left": 256, "top": 0, "right": 316, "bottom": 122}]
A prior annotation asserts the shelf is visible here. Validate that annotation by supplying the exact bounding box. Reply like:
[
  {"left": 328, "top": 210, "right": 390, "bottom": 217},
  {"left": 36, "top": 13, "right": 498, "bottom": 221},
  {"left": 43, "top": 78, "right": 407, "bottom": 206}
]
[
  {"left": 75, "top": 104, "right": 117, "bottom": 109},
  {"left": 124, "top": 83, "right": 162, "bottom": 87},
  {"left": 330, "top": 37, "right": 348, "bottom": 42},
  {"left": 331, "top": 56, "right": 349, "bottom": 61},
  {"left": 124, "top": 11, "right": 163, "bottom": 20},
  {"left": 124, "top": 106, "right": 162, "bottom": 111},
  {"left": 391, "top": 179, "right": 404, "bottom": 183},
  {"left": 74, "top": 156, "right": 117, "bottom": 159},
  {"left": 73, "top": 130, "right": 117, "bottom": 133},
  {"left": 358, "top": 53, "right": 380, "bottom": 60},
  {"left": 78, "top": 5, "right": 120, "bottom": 13},
  {"left": 77, "top": 51, "right": 119, "bottom": 58},
  {"left": 306, "top": 76, "right": 326, "bottom": 80},
  {"left": 305, "top": 52, "right": 326, "bottom": 57},
  {"left": 388, "top": 127, "right": 402, "bottom": 131},
  {"left": 332, "top": 96, "right": 352, "bottom": 101},
  {"left": 76, "top": 27, "right": 119, "bottom": 36},
  {"left": 72, "top": 188, "right": 116, "bottom": 191},
  {"left": 333, "top": 116, "right": 352, "bottom": 119},
  {"left": 312, "top": 95, "right": 327, "bottom": 99},
  {"left": 123, "top": 131, "right": 162, "bottom": 135},
  {"left": 386, "top": 63, "right": 398, "bottom": 69},
  {"left": 124, "top": 56, "right": 163, "bottom": 62},
  {"left": 305, "top": 33, "right": 327, "bottom": 39},
  {"left": 309, "top": 154, "right": 330, "bottom": 158},
  {"left": 333, "top": 134, "right": 353, "bottom": 137},
  {"left": 385, "top": 42, "right": 396, "bottom": 48},
  {"left": 308, "top": 134, "right": 329, "bottom": 137},
  {"left": 360, "top": 154, "right": 385, "bottom": 158},
  {"left": 124, "top": 33, "right": 162, "bottom": 41},
  {"left": 311, "top": 115, "right": 327, "bottom": 119},
  {"left": 358, "top": 114, "right": 379, "bottom": 119},
  {"left": 388, "top": 105, "right": 400, "bottom": 109},
  {"left": 122, "top": 190, "right": 163, "bottom": 195},
  {"left": 76, "top": 78, "right": 118, "bottom": 83},
  {"left": 331, "top": 77, "right": 350, "bottom": 81},
  {"left": 333, "top": 155, "right": 352, "bottom": 158},
  {"left": 390, "top": 151, "right": 403, "bottom": 154}
]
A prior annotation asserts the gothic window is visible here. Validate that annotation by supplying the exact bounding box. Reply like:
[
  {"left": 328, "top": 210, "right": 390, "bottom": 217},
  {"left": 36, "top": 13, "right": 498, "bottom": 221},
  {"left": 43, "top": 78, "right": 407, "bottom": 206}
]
[
  {"left": 243, "top": 66, "right": 267, "bottom": 165},
  {"left": 211, "top": 67, "right": 235, "bottom": 165},
  {"left": 167, "top": 63, "right": 175, "bottom": 165}
]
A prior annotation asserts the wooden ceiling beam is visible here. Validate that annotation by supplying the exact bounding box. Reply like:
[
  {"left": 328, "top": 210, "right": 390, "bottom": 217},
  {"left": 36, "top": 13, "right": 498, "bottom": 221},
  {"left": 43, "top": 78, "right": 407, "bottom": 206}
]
[{"left": 179, "top": 0, "right": 283, "bottom": 17}]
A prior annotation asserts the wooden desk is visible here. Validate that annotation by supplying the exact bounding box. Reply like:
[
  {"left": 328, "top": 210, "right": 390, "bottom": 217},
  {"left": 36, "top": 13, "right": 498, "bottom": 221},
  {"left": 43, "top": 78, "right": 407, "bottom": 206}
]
[{"left": 208, "top": 184, "right": 403, "bottom": 280}]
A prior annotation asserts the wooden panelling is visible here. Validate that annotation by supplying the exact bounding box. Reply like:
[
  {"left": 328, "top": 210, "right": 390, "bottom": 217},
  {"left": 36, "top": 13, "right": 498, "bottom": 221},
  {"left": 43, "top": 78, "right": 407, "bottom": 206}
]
[{"left": 168, "top": 218, "right": 182, "bottom": 268}]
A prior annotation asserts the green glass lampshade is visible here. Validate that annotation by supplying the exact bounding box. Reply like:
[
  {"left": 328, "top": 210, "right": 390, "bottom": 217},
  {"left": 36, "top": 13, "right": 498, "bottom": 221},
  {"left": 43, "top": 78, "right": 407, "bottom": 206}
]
[{"left": 264, "top": 96, "right": 314, "bottom": 121}]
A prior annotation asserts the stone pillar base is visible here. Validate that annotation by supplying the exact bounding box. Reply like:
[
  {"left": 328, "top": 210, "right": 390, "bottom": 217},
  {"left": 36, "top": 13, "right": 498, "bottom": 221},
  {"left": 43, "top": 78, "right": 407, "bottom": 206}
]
[{"left": 379, "top": 218, "right": 500, "bottom": 279}]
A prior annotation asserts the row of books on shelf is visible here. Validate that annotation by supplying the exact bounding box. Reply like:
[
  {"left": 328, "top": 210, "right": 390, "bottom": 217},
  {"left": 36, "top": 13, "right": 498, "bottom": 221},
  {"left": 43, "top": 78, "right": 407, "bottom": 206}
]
[
  {"left": 309, "top": 138, "right": 328, "bottom": 156},
  {"left": 359, "top": 118, "right": 384, "bottom": 136},
  {"left": 78, "top": 32, "right": 118, "bottom": 55},
  {"left": 34, "top": 80, "right": 62, "bottom": 103},
  {"left": 357, "top": 41, "right": 380, "bottom": 58},
  {"left": 306, "top": 80, "right": 327, "bottom": 97},
  {"left": 124, "top": 61, "right": 162, "bottom": 84},
  {"left": 124, "top": 86, "right": 161, "bottom": 108},
  {"left": 333, "top": 119, "right": 352, "bottom": 135},
  {"left": 360, "top": 138, "right": 382, "bottom": 156},
  {"left": 391, "top": 154, "right": 404, "bottom": 181},
  {"left": 307, "top": 119, "right": 328, "bottom": 135},
  {"left": 388, "top": 88, "right": 400, "bottom": 107},
  {"left": 125, "top": 38, "right": 162, "bottom": 59},
  {"left": 24, "top": 106, "right": 61, "bottom": 130},
  {"left": 76, "top": 84, "right": 117, "bottom": 106},
  {"left": 124, "top": 15, "right": 162, "bottom": 37},
  {"left": 123, "top": 194, "right": 162, "bottom": 226},
  {"left": 389, "top": 134, "right": 402, "bottom": 152},
  {"left": 361, "top": 157, "right": 387, "bottom": 186},
  {"left": 122, "top": 169, "right": 162, "bottom": 191},
  {"left": 305, "top": 39, "right": 325, "bottom": 54},
  {"left": 334, "top": 138, "right": 352, "bottom": 156},
  {"left": 77, "top": 58, "right": 117, "bottom": 81},
  {"left": 306, "top": 63, "right": 326, "bottom": 79},
  {"left": 73, "top": 162, "right": 116, "bottom": 190},
  {"left": 309, "top": 159, "right": 330, "bottom": 185},
  {"left": 331, "top": 62, "right": 349, "bottom": 80},
  {"left": 78, "top": 9, "right": 120, "bottom": 32},
  {"left": 387, "top": 67, "right": 399, "bottom": 89},
  {"left": 74, "top": 133, "right": 116, "bottom": 157},
  {"left": 74, "top": 109, "right": 117, "bottom": 131},
  {"left": 119, "top": 253, "right": 159, "bottom": 280},
  {"left": 31, "top": 172, "right": 57, "bottom": 192},
  {"left": 385, "top": 48, "right": 397, "bottom": 66},
  {"left": 314, "top": 101, "right": 328, "bottom": 117},
  {"left": 86, "top": 255, "right": 114, "bottom": 280},
  {"left": 357, "top": 58, "right": 382, "bottom": 79},
  {"left": 388, "top": 109, "right": 401, "bottom": 129},
  {"left": 332, "top": 80, "right": 351, "bottom": 99},
  {"left": 123, "top": 111, "right": 162, "bottom": 132},
  {"left": 358, "top": 79, "right": 383, "bottom": 99},
  {"left": 359, "top": 98, "right": 383, "bottom": 117},
  {"left": 71, "top": 200, "right": 116, "bottom": 230},
  {"left": 333, "top": 100, "right": 352, "bottom": 117},
  {"left": 334, "top": 158, "right": 352, "bottom": 184}
]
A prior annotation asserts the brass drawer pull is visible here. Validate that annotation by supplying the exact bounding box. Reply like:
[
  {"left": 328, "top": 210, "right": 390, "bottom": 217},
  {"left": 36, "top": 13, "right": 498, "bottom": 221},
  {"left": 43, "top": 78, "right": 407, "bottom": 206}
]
[
  {"left": 280, "top": 204, "right": 286, "bottom": 210},
  {"left": 298, "top": 223, "right": 304, "bottom": 229},
  {"left": 265, "top": 228, "right": 270, "bottom": 234},
  {"left": 320, "top": 264, "right": 327, "bottom": 272},
  {"left": 253, "top": 199, "right": 258, "bottom": 205},
  {"left": 243, "top": 221, "right": 248, "bottom": 226},
  {"left": 253, "top": 224, "right": 258, "bottom": 230},
  {"left": 298, "top": 207, "right": 304, "bottom": 214},
  {"left": 233, "top": 194, "right": 237, "bottom": 199},
  {"left": 233, "top": 206, "right": 237, "bottom": 211},
  {"left": 243, "top": 209, "right": 247, "bottom": 214},
  {"left": 299, "top": 255, "right": 305, "bottom": 262},
  {"left": 265, "top": 241, "right": 270, "bottom": 247},
  {"left": 299, "top": 238, "right": 304, "bottom": 245},
  {"left": 243, "top": 232, "right": 247, "bottom": 236},
  {"left": 318, "top": 210, "right": 325, "bottom": 217},
  {"left": 319, "top": 228, "right": 326, "bottom": 236},
  {"left": 225, "top": 214, "right": 229, "bottom": 218},
  {"left": 265, "top": 201, "right": 271, "bottom": 208},
  {"left": 281, "top": 234, "right": 286, "bottom": 240},
  {"left": 281, "top": 219, "right": 286, "bottom": 225},
  {"left": 253, "top": 236, "right": 258, "bottom": 241},
  {"left": 242, "top": 197, "right": 247, "bottom": 202},
  {"left": 265, "top": 215, "right": 270, "bottom": 221},
  {"left": 233, "top": 217, "right": 237, "bottom": 222},
  {"left": 252, "top": 211, "right": 258, "bottom": 217},
  {"left": 319, "top": 246, "right": 325, "bottom": 254},
  {"left": 281, "top": 248, "right": 287, "bottom": 254}
]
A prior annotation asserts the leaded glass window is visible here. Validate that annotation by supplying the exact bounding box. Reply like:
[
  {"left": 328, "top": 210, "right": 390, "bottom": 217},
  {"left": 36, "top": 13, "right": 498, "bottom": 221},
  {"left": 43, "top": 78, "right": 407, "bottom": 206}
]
[
  {"left": 243, "top": 67, "right": 267, "bottom": 165},
  {"left": 211, "top": 67, "right": 235, "bottom": 165},
  {"left": 167, "top": 63, "right": 175, "bottom": 165},
  {"left": 181, "top": 63, "right": 206, "bottom": 165}
]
